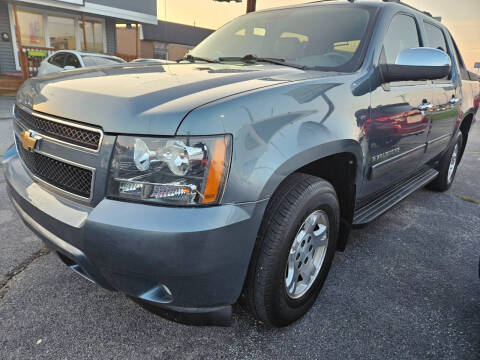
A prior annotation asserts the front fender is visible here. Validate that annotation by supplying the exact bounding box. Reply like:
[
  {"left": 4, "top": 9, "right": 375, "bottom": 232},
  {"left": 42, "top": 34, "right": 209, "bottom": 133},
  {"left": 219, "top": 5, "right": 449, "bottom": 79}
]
[
  {"left": 257, "top": 139, "right": 364, "bottom": 200},
  {"left": 177, "top": 78, "right": 368, "bottom": 203}
]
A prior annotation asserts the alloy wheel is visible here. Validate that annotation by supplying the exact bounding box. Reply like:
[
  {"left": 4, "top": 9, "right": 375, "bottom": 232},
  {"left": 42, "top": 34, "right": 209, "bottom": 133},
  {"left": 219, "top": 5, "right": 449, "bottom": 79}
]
[
  {"left": 285, "top": 210, "right": 329, "bottom": 299},
  {"left": 447, "top": 143, "right": 459, "bottom": 184}
]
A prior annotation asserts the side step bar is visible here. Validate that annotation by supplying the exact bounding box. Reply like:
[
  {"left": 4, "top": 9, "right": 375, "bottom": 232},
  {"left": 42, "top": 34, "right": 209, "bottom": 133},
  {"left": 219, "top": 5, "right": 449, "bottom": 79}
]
[{"left": 353, "top": 168, "right": 439, "bottom": 226}]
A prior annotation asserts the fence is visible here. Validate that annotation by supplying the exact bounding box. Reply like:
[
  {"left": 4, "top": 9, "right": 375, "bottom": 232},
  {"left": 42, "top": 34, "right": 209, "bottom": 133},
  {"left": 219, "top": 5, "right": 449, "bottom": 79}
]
[{"left": 19, "top": 46, "right": 56, "bottom": 79}]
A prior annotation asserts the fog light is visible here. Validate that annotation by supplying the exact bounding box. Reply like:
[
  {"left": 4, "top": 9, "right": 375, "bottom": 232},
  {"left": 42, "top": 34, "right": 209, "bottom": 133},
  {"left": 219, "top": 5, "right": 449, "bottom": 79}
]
[
  {"left": 119, "top": 181, "right": 143, "bottom": 195},
  {"left": 119, "top": 181, "right": 197, "bottom": 204},
  {"left": 151, "top": 184, "right": 197, "bottom": 202}
]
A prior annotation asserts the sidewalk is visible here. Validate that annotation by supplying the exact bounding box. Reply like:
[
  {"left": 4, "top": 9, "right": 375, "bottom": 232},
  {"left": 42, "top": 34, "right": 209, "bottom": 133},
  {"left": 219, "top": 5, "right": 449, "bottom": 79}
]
[
  {"left": 0, "top": 96, "right": 15, "bottom": 155},
  {"left": 0, "top": 96, "right": 14, "bottom": 118}
]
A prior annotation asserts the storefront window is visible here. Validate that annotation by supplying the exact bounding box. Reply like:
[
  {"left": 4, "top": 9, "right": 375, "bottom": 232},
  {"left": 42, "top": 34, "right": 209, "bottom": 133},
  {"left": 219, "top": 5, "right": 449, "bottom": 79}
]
[
  {"left": 48, "top": 16, "right": 76, "bottom": 50},
  {"left": 153, "top": 42, "right": 168, "bottom": 60},
  {"left": 17, "top": 10, "right": 45, "bottom": 47},
  {"left": 79, "top": 21, "right": 104, "bottom": 52}
]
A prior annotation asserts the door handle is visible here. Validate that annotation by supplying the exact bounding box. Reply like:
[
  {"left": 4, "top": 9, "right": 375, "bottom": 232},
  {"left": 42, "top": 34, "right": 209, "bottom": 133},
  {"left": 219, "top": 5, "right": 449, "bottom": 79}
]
[
  {"left": 449, "top": 97, "right": 460, "bottom": 104},
  {"left": 418, "top": 103, "right": 433, "bottom": 111}
]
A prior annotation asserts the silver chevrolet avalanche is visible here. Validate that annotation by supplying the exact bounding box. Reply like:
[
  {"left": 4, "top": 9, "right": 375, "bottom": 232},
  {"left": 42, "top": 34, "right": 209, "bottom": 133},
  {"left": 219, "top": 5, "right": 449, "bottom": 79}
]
[{"left": 2, "top": 0, "right": 479, "bottom": 327}]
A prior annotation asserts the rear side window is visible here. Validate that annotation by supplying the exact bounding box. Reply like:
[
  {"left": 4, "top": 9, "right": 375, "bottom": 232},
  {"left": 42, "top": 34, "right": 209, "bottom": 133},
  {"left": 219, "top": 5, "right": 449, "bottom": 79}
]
[
  {"left": 48, "top": 53, "right": 66, "bottom": 67},
  {"left": 423, "top": 22, "right": 448, "bottom": 53},
  {"left": 81, "top": 56, "right": 96, "bottom": 67},
  {"left": 65, "top": 54, "right": 81, "bottom": 68},
  {"left": 449, "top": 35, "right": 470, "bottom": 80},
  {"left": 382, "top": 14, "right": 420, "bottom": 64},
  {"left": 82, "top": 56, "right": 123, "bottom": 67},
  {"left": 424, "top": 22, "right": 450, "bottom": 79}
]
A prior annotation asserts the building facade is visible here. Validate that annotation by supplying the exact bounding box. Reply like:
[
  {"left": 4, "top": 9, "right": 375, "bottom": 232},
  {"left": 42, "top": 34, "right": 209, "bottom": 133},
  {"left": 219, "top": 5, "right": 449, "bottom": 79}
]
[
  {"left": 117, "top": 20, "right": 214, "bottom": 62},
  {"left": 0, "top": 0, "right": 157, "bottom": 74}
]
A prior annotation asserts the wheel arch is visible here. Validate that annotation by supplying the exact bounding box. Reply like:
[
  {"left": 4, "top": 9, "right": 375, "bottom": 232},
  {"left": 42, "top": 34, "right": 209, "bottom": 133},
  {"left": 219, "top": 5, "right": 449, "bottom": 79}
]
[
  {"left": 458, "top": 113, "right": 474, "bottom": 162},
  {"left": 258, "top": 140, "right": 364, "bottom": 251}
]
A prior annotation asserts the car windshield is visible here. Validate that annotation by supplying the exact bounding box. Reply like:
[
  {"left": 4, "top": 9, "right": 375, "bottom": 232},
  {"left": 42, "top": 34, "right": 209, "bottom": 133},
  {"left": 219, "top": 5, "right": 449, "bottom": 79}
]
[{"left": 190, "top": 5, "right": 373, "bottom": 71}]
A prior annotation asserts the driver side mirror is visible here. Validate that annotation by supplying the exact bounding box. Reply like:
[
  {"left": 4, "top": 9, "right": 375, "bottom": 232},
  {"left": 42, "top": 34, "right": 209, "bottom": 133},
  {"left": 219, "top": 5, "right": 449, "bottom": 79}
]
[{"left": 381, "top": 47, "right": 451, "bottom": 83}]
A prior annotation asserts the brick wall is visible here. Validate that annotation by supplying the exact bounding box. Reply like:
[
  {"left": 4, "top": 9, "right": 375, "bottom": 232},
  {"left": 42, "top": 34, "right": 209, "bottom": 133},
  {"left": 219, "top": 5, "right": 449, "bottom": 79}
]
[{"left": 167, "top": 44, "right": 193, "bottom": 61}]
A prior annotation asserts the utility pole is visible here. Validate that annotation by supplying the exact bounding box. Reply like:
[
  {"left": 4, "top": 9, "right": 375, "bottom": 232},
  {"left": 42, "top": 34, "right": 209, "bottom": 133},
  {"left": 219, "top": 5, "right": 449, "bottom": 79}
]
[
  {"left": 135, "top": 23, "right": 140, "bottom": 59},
  {"left": 246, "top": 0, "right": 256, "bottom": 13},
  {"left": 81, "top": 13, "right": 88, "bottom": 51}
]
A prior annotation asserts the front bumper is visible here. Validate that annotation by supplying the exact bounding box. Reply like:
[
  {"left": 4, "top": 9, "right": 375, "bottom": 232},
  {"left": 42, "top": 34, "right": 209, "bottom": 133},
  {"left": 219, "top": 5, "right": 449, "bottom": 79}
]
[{"left": 2, "top": 146, "right": 268, "bottom": 316}]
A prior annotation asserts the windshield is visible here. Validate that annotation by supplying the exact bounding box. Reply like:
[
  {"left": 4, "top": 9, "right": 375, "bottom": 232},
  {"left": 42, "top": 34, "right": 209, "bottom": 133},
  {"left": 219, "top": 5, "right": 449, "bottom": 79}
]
[{"left": 190, "top": 5, "right": 374, "bottom": 71}]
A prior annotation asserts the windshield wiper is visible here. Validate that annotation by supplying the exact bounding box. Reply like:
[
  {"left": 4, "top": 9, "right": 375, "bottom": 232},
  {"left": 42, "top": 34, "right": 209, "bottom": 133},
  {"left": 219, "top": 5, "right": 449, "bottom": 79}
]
[
  {"left": 218, "top": 54, "right": 306, "bottom": 70},
  {"left": 177, "top": 54, "right": 219, "bottom": 63}
]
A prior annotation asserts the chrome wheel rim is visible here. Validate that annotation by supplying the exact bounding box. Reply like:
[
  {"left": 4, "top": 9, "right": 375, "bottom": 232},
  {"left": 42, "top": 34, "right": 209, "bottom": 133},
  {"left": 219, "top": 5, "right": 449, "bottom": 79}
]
[
  {"left": 447, "top": 143, "right": 459, "bottom": 183},
  {"left": 285, "top": 210, "right": 329, "bottom": 299}
]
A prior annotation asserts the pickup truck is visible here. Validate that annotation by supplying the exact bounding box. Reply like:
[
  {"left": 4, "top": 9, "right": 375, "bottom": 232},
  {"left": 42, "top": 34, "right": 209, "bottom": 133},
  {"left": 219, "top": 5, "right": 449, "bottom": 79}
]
[{"left": 2, "top": 0, "right": 479, "bottom": 327}]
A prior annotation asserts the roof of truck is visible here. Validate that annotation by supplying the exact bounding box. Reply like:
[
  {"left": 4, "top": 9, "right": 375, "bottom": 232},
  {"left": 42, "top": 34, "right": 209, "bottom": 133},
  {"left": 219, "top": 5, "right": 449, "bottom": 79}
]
[{"left": 256, "top": 0, "right": 442, "bottom": 26}]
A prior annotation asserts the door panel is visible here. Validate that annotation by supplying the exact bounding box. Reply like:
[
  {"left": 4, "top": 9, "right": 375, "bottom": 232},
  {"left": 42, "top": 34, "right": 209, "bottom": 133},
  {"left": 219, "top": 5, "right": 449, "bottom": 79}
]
[
  {"left": 422, "top": 22, "right": 460, "bottom": 162},
  {"left": 361, "top": 83, "right": 430, "bottom": 197},
  {"left": 424, "top": 83, "right": 459, "bottom": 161},
  {"left": 359, "top": 13, "right": 430, "bottom": 198}
]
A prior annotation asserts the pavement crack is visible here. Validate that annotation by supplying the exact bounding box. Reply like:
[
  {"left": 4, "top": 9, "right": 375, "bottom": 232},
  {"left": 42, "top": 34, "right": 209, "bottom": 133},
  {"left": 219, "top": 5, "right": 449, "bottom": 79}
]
[{"left": 0, "top": 247, "right": 50, "bottom": 301}]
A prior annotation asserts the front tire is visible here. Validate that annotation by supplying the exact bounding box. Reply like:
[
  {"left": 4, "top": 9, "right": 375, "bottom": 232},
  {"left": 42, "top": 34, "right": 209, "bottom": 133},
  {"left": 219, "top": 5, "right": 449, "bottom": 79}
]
[
  {"left": 427, "top": 132, "right": 463, "bottom": 192},
  {"left": 242, "top": 173, "right": 340, "bottom": 327}
]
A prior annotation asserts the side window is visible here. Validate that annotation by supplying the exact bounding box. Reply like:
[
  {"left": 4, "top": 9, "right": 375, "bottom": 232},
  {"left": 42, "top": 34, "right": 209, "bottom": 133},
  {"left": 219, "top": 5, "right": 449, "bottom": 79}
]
[
  {"left": 65, "top": 54, "right": 81, "bottom": 68},
  {"left": 450, "top": 35, "right": 470, "bottom": 80},
  {"left": 423, "top": 22, "right": 450, "bottom": 79},
  {"left": 49, "top": 53, "right": 66, "bottom": 67},
  {"left": 382, "top": 14, "right": 420, "bottom": 64},
  {"left": 82, "top": 56, "right": 123, "bottom": 67},
  {"left": 423, "top": 22, "right": 448, "bottom": 53},
  {"left": 81, "top": 56, "right": 96, "bottom": 67},
  {"left": 94, "top": 57, "right": 124, "bottom": 65}
]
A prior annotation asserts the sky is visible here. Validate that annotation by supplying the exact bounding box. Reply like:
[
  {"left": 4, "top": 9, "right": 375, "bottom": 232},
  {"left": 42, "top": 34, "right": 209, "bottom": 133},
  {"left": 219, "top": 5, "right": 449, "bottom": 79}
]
[{"left": 156, "top": 0, "right": 480, "bottom": 70}]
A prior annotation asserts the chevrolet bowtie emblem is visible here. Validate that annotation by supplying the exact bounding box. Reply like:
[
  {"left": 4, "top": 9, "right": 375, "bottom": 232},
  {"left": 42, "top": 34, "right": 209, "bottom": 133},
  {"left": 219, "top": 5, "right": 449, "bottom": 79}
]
[{"left": 20, "top": 130, "right": 42, "bottom": 152}]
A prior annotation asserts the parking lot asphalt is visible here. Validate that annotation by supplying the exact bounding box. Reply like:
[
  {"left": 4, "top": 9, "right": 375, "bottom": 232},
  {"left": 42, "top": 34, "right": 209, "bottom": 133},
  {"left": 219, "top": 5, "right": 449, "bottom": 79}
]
[{"left": 0, "top": 95, "right": 479, "bottom": 360}]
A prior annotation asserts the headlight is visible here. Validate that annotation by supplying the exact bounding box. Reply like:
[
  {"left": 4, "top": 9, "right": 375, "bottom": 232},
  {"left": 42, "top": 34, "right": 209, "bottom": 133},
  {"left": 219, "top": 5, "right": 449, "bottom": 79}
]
[
  {"left": 16, "top": 82, "right": 35, "bottom": 109},
  {"left": 107, "top": 135, "right": 232, "bottom": 206}
]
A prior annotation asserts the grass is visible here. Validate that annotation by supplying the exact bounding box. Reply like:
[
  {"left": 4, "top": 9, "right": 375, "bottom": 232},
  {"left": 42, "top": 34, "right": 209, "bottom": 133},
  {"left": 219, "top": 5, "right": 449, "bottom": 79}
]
[{"left": 456, "top": 194, "right": 480, "bottom": 205}]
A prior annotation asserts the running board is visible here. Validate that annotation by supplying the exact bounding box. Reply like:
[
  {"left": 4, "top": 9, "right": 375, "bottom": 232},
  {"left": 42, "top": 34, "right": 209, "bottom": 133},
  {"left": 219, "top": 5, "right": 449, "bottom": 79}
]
[{"left": 353, "top": 168, "right": 439, "bottom": 226}]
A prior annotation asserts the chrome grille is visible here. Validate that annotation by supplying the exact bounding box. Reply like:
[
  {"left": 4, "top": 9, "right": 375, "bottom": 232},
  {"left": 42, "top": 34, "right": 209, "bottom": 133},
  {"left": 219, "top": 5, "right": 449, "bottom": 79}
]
[
  {"left": 16, "top": 139, "right": 93, "bottom": 199},
  {"left": 14, "top": 106, "right": 102, "bottom": 150}
]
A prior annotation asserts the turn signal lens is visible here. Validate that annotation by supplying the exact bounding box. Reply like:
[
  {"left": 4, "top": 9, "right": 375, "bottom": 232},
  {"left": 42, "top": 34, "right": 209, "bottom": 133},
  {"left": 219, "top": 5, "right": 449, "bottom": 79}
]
[{"left": 202, "top": 138, "right": 228, "bottom": 204}]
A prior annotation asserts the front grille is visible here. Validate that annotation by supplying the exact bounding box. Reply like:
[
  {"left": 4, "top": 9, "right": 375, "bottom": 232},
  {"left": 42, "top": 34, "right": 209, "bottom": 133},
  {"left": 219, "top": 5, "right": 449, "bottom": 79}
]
[
  {"left": 14, "top": 106, "right": 102, "bottom": 150},
  {"left": 16, "top": 140, "right": 93, "bottom": 198}
]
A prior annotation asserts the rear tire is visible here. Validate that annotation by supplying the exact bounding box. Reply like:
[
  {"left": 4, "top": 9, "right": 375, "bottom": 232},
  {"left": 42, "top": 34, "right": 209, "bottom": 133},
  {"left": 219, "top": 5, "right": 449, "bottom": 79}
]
[
  {"left": 242, "top": 173, "right": 340, "bottom": 327},
  {"left": 427, "top": 132, "right": 463, "bottom": 192}
]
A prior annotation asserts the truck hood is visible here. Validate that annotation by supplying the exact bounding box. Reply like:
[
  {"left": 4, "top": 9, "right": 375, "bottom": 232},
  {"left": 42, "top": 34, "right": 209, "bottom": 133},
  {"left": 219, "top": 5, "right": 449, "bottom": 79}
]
[{"left": 19, "top": 63, "right": 321, "bottom": 135}]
